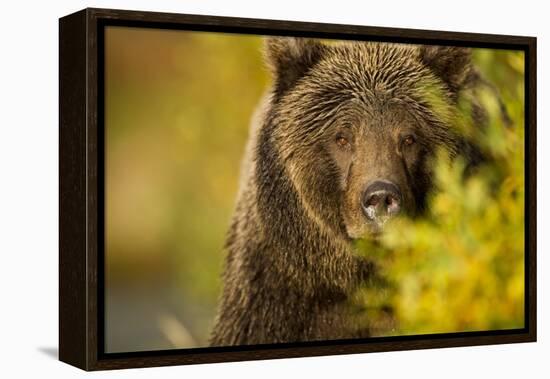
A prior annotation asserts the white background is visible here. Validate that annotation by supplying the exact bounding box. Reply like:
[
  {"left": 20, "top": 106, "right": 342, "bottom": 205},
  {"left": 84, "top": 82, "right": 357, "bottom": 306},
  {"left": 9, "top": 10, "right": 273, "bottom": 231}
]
[{"left": 0, "top": 0, "right": 547, "bottom": 377}]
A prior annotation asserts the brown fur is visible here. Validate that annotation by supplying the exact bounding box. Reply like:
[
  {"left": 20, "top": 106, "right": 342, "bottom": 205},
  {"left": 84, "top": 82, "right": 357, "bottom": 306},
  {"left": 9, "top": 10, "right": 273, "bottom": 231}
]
[{"left": 210, "top": 38, "right": 486, "bottom": 346}]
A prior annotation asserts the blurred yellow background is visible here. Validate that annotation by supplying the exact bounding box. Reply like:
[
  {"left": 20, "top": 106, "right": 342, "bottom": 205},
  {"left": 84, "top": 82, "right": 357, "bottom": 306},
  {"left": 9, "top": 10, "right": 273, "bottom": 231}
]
[
  {"left": 105, "top": 27, "right": 268, "bottom": 352},
  {"left": 105, "top": 27, "right": 524, "bottom": 352}
]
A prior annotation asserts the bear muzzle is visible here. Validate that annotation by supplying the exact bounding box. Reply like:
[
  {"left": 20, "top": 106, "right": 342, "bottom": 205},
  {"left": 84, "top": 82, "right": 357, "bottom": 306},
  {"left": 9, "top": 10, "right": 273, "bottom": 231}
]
[{"left": 361, "top": 180, "right": 402, "bottom": 228}]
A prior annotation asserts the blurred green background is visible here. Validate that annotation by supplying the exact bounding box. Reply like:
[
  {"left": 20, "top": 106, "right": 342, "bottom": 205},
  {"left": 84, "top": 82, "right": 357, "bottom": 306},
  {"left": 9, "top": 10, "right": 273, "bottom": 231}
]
[
  {"left": 105, "top": 27, "right": 268, "bottom": 352},
  {"left": 105, "top": 27, "right": 524, "bottom": 352}
]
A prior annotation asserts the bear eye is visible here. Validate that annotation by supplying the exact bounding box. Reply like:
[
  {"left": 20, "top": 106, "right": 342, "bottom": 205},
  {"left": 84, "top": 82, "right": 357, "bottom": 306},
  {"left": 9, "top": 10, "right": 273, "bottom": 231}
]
[
  {"left": 335, "top": 135, "right": 350, "bottom": 148},
  {"left": 403, "top": 135, "right": 416, "bottom": 146}
]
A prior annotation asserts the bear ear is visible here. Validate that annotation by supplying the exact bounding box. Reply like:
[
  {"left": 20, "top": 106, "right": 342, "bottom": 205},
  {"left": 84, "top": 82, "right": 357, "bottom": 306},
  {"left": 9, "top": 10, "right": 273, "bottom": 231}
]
[
  {"left": 420, "top": 46, "right": 474, "bottom": 93},
  {"left": 264, "top": 37, "right": 328, "bottom": 95}
]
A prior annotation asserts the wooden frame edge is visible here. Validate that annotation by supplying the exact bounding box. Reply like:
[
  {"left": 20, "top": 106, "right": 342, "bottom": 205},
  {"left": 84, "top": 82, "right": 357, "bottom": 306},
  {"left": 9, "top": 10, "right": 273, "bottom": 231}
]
[{"left": 59, "top": 9, "right": 89, "bottom": 371}]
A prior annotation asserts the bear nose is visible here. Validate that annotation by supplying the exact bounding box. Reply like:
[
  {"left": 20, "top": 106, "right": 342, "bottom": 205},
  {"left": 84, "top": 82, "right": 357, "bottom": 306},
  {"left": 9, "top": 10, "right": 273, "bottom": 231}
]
[{"left": 362, "top": 181, "right": 402, "bottom": 221}]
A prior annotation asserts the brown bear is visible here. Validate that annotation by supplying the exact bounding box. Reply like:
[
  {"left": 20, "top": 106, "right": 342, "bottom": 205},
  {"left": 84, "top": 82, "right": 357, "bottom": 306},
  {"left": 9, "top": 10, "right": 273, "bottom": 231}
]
[{"left": 210, "top": 37, "right": 489, "bottom": 346}]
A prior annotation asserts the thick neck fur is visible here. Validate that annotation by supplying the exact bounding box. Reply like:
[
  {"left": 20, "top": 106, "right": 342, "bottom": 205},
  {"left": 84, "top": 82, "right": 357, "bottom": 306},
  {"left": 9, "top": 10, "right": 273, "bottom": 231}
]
[{"left": 210, "top": 102, "right": 373, "bottom": 346}]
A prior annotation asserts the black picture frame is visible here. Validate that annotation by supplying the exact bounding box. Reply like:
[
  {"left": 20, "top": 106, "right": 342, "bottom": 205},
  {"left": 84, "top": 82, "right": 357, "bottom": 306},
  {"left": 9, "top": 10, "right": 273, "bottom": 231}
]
[{"left": 59, "top": 7, "right": 537, "bottom": 371}]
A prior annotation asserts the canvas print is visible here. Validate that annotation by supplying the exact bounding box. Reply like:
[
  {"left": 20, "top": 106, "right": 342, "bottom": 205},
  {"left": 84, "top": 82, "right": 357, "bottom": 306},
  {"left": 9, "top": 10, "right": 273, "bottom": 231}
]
[{"left": 104, "top": 26, "right": 525, "bottom": 353}]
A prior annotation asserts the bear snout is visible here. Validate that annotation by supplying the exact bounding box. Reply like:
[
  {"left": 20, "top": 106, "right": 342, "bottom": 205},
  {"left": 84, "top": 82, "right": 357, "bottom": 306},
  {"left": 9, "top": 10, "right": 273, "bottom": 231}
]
[{"left": 361, "top": 180, "right": 402, "bottom": 224}]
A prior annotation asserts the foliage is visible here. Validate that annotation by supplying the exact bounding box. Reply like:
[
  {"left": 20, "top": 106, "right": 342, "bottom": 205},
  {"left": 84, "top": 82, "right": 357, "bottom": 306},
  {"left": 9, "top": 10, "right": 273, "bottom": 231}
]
[{"left": 355, "top": 49, "right": 525, "bottom": 335}]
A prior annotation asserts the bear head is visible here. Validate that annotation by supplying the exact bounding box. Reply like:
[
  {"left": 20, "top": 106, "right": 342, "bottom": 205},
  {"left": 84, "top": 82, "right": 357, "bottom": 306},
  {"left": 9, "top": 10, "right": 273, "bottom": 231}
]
[{"left": 264, "top": 37, "right": 479, "bottom": 239}]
